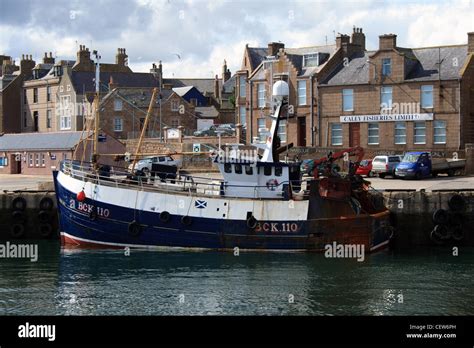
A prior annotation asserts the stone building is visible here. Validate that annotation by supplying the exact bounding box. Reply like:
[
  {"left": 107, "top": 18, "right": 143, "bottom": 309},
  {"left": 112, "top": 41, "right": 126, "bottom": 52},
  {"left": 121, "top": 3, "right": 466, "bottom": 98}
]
[
  {"left": 97, "top": 85, "right": 196, "bottom": 140},
  {"left": 318, "top": 32, "right": 474, "bottom": 157}
]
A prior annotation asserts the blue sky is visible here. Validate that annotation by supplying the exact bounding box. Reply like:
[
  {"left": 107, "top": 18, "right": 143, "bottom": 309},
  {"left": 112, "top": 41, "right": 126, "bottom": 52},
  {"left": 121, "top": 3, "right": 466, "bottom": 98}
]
[{"left": 0, "top": 0, "right": 473, "bottom": 77}]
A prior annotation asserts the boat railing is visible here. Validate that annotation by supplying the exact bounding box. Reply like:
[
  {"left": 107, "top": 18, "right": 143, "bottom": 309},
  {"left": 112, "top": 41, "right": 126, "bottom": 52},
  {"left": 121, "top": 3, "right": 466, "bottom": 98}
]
[{"left": 60, "top": 160, "right": 309, "bottom": 200}]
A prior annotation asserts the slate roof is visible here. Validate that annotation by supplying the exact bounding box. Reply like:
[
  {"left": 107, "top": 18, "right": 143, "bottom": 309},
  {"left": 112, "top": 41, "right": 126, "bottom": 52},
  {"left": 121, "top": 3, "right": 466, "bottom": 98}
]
[
  {"left": 222, "top": 74, "right": 236, "bottom": 94},
  {"left": 321, "top": 45, "right": 469, "bottom": 86},
  {"left": 249, "top": 44, "right": 337, "bottom": 79},
  {"left": 100, "top": 87, "right": 173, "bottom": 108},
  {"left": 0, "top": 132, "right": 85, "bottom": 151},
  {"left": 247, "top": 47, "right": 268, "bottom": 71},
  {"left": 164, "top": 78, "right": 221, "bottom": 96},
  {"left": 72, "top": 71, "right": 160, "bottom": 94},
  {"left": 195, "top": 106, "right": 219, "bottom": 118}
]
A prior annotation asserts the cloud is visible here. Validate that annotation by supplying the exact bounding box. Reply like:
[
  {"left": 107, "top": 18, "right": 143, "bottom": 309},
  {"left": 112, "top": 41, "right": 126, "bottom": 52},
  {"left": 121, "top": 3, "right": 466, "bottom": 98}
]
[{"left": 0, "top": 0, "right": 473, "bottom": 78}]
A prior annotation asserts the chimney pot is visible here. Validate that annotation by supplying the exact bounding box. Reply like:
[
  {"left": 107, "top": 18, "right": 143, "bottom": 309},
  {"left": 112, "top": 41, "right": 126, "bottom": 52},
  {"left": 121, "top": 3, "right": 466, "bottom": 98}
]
[{"left": 468, "top": 32, "right": 474, "bottom": 54}]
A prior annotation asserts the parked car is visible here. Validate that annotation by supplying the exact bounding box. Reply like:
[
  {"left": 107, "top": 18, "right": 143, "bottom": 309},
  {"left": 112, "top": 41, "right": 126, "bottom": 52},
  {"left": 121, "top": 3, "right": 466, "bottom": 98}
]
[
  {"left": 216, "top": 123, "right": 236, "bottom": 134},
  {"left": 128, "top": 155, "right": 181, "bottom": 173},
  {"left": 193, "top": 126, "right": 217, "bottom": 137},
  {"left": 356, "top": 159, "right": 374, "bottom": 177},
  {"left": 395, "top": 152, "right": 466, "bottom": 179},
  {"left": 371, "top": 155, "right": 402, "bottom": 178}
]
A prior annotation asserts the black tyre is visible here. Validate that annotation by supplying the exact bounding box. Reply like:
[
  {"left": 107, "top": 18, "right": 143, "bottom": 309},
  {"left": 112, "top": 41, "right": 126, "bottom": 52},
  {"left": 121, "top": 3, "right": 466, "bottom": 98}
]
[
  {"left": 12, "top": 210, "right": 26, "bottom": 224},
  {"left": 39, "top": 197, "right": 54, "bottom": 211},
  {"left": 38, "top": 210, "right": 50, "bottom": 223},
  {"left": 448, "top": 194, "right": 466, "bottom": 212},
  {"left": 38, "top": 223, "right": 53, "bottom": 238},
  {"left": 430, "top": 230, "right": 444, "bottom": 245},
  {"left": 415, "top": 171, "right": 422, "bottom": 180},
  {"left": 12, "top": 197, "right": 27, "bottom": 211},
  {"left": 128, "top": 221, "right": 141, "bottom": 237},
  {"left": 367, "top": 171, "right": 373, "bottom": 178},
  {"left": 447, "top": 169, "right": 455, "bottom": 177},
  {"left": 432, "top": 209, "right": 449, "bottom": 225},
  {"left": 246, "top": 215, "right": 257, "bottom": 229},
  {"left": 181, "top": 216, "right": 192, "bottom": 226},
  {"left": 10, "top": 224, "right": 25, "bottom": 238},
  {"left": 433, "top": 224, "right": 450, "bottom": 240},
  {"left": 160, "top": 211, "right": 171, "bottom": 222},
  {"left": 452, "top": 226, "right": 464, "bottom": 241},
  {"left": 379, "top": 173, "right": 386, "bottom": 179}
]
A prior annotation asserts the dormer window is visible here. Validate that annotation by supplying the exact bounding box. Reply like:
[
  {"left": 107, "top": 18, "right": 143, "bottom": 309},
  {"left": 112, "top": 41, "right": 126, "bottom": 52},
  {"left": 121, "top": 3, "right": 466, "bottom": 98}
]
[
  {"left": 303, "top": 53, "right": 319, "bottom": 67},
  {"left": 382, "top": 58, "right": 391, "bottom": 76}
]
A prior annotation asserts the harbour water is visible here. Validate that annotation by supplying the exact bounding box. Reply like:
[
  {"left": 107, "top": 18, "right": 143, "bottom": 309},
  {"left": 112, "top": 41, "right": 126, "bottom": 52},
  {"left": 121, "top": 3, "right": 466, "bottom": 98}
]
[{"left": 0, "top": 241, "right": 473, "bottom": 316}]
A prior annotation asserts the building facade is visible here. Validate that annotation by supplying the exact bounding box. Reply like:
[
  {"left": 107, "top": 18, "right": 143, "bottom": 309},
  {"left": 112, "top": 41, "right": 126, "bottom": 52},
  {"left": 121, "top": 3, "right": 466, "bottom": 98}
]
[{"left": 318, "top": 32, "right": 474, "bottom": 157}]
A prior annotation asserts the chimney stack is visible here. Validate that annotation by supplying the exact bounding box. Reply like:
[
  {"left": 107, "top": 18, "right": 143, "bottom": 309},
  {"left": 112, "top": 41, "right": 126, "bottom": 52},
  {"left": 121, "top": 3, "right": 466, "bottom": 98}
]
[
  {"left": 20, "top": 54, "right": 36, "bottom": 78},
  {"left": 77, "top": 44, "right": 91, "bottom": 65},
  {"left": 379, "top": 34, "right": 397, "bottom": 50},
  {"left": 351, "top": 27, "right": 366, "bottom": 51},
  {"left": 108, "top": 75, "right": 118, "bottom": 90},
  {"left": 214, "top": 74, "right": 220, "bottom": 100},
  {"left": 468, "top": 32, "right": 474, "bottom": 54},
  {"left": 336, "top": 34, "right": 350, "bottom": 49},
  {"left": 267, "top": 42, "right": 285, "bottom": 56},
  {"left": 116, "top": 48, "right": 128, "bottom": 66},
  {"left": 222, "top": 59, "right": 231, "bottom": 82},
  {"left": 43, "top": 51, "right": 55, "bottom": 64}
]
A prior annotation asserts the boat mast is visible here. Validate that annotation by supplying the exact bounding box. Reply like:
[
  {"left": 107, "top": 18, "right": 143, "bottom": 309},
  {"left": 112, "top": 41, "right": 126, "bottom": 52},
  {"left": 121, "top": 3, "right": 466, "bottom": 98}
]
[{"left": 93, "top": 50, "right": 101, "bottom": 164}]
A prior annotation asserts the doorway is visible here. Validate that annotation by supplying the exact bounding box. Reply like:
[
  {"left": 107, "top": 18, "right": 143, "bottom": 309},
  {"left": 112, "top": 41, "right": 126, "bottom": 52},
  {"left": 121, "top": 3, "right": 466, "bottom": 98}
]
[
  {"left": 297, "top": 117, "right": 306, "bottom": 146},
  {"left": 10, "top": 154, "right": 21, "bottom": 174},
  {"left": 349, "top": 123, "right": 360, "bottom": 147}
]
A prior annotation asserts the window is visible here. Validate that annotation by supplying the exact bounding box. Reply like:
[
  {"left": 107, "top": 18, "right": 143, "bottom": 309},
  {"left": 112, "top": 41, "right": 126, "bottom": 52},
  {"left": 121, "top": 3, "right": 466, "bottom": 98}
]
[
  {"left": 33, "top": 111, "right": 39, "bottom": 132},
  {"left": 33, "top": 88, "right": 38, "bottom": 103},
  {"left": 330, "top": 123, "right": 343, "bottom": 146},
  {"left": 368, "top": 123, "right": 379, "bottom": 145},
  {"left": 24, "top": 91, "right": 27, "bottom": 104},
  {"left": 239, "top": 76, "right": 246, "bottom": 98},
  {"left": 414, "top": 121, "right": 426, "bottom": 144},
  {"left": 257, "top": 83, "right": 265, "bottom": 108},
  {"left": 382, "top": 58, "right": 391, "bottom": 76},
  {"left": 264, "top": 166, "right": 272, "bottom": 176},
  {"left": 24, "top": 111, "right": 27, "bottom": 128},
  {"left": 303, "top": 53, "right": 319, "bottom": 67},
  {"left": 0, "top": 157, "right": 7, "bottom": 166},
  {"left": 394, "top": 122, "right": 406, "bottom": 144},
  {"left": 297, "top": 80, "right": 306, "bottom": 106},
  {"left": 245, "top": 165, "right": 253, "bottom": 175},
  {"left": 342, "top": 89, "right": 353, "bottom": 111},
  {"left": 47, "top": 110, "right": 52, "bottom": 128},
  {"left": 41, "top": 153, "right": 45, "bottom": 167},
  {"left": 171, "top": 119, "right": 179, "bottom": 128},
  {"left": 239, "top": 106, "right": 246, "bottom": 126},
  {"left": 257, "top": 118, "right": 266, "bottom": 142},
  {"left": 234, "top": 164, "right": 242, "bottom": 174},
  {"left": 47, "top": 86, "right": 51, "bottom": 102},
  {"left": 60, "top": 95, "right": 71, "bottom": 130},
  {"left": 380, "top": 86, "right": 393, "bottom": 110},
  {"left": 434, "top": 120, "right": 446, "bottom": 144},
  {"left": 278, "top": 119, "right": 287, "bottom": 143},
  {"left": 190, "top": 98, "right": 198, "bottom": 106},
  {"left": 28, "top": 154, "right": 33, "bottom": 167},
  {"left": 224, "top": 163, "right": 232, "bottom": 173},
  {"left": 114, "top": 98, "right": 122, "bottom": 111},
  {"left": 421, "top": 85, "right": 433, "bottom": 108},
  {"left": 35, "top": 153, "right": 40, "bottom": 167},
  {"left": 171, "top": 100, "right": 179, "bottom": 111},
  {"left": 114, "top": 117, "right": 123, "bottom": 132},
  {"left": 275, "top": 166, "right": 282, "bottom": 176}
]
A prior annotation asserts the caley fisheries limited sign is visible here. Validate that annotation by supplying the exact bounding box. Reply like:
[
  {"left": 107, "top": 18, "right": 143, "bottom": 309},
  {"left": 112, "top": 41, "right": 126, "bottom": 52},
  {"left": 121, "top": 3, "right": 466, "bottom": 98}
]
[{"left": 340, "top": 113, "right": 434, "bottom": 123}]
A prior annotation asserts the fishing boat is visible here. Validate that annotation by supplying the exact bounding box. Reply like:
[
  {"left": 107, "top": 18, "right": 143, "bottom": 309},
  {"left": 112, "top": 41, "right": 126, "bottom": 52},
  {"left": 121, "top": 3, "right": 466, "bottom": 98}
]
[{"left": 53, "top": 69, "right": 394, "bottom": 252}]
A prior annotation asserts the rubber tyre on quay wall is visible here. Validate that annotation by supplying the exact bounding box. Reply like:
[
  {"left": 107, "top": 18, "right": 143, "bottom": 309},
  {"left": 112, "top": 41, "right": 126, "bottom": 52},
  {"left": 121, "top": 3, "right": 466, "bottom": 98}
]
[
  {"left": 12, "top": 197, "right": 27, "bottom": 211},
  {"left": 432, "top": 209, "right": 449, "bottom": 225},
  {"left": 11, "top": 210, "right": 26, "bottom": 224},
  {"left": 451, "top": 226, "right": 464, "bottom": 241},
  {"left": 10, "top": 224, "right": 25, "bottom": 238},
  {"left": 433, "top": 224, "right": 450, "bottom": 240},
  {"left": 448, "top": 194, "right": 466, "bottom": 212},
  {"left": 38, "top": 223, "right": 53, "bottom": 238},
  {"left": 430, "top": 230, "right": 444, "bottom": 245},
  {"left": 39, "top": 197, "right": 54, "bottom": 211}
]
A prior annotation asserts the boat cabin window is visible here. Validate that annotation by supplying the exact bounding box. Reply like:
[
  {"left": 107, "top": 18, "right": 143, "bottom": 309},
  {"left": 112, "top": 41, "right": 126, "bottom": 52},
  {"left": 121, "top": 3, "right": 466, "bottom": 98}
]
[
  {"left": 235, "top": 164, "right": 242, "bottom": 174},
  {"left": 224, "top": 163, "right": 232, "bottom": 173},
  {"left": 245, "top": 165, "right": 253, "bottom": 175},
  {"left": 275, "top": 166, "right": 282, "bottom": 176},
  {"left": 264, "top": 166, "right": 272, "bottom": 176}
]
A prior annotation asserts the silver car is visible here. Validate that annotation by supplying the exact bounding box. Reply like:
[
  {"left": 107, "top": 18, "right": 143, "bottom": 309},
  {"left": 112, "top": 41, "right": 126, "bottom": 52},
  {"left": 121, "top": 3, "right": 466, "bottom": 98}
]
[{"left": 371, "top": 155, "right": 402, "bottom": 178}]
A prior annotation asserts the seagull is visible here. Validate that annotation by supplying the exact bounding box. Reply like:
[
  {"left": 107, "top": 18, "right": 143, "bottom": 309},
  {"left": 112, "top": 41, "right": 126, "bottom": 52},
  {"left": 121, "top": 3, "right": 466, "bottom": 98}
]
[{"left": 173, "top": 53, "right": 181, "bottom": 60}]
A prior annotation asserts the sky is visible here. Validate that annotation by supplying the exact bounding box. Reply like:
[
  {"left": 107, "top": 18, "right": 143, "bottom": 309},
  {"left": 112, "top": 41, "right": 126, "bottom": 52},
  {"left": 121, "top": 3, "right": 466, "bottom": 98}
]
[{"left": 0, "top": 0, "right": 473, "bottom": 78}]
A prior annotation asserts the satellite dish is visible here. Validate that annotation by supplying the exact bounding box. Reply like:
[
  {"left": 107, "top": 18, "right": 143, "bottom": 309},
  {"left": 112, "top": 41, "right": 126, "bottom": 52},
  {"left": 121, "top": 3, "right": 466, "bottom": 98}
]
[{"left": 272, "top": 80, "right": 289, "bottom": 100}]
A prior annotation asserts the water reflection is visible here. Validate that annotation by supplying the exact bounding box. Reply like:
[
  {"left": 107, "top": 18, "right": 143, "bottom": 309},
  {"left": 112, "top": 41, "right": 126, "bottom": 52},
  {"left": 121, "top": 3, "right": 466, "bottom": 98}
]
[{"left": 0, "top": 242, "right": 473, "bottom": 315}]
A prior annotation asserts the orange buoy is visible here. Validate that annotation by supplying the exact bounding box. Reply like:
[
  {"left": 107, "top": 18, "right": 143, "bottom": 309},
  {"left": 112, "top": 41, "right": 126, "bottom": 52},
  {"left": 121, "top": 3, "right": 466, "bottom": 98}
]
[{"left": 77, "top": 190, "right": 86, "bottom": 202}]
